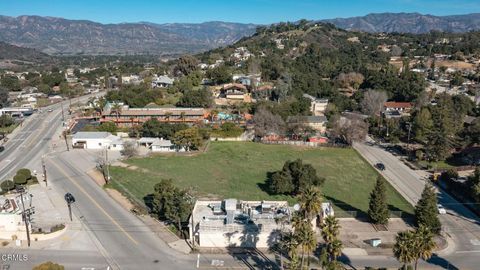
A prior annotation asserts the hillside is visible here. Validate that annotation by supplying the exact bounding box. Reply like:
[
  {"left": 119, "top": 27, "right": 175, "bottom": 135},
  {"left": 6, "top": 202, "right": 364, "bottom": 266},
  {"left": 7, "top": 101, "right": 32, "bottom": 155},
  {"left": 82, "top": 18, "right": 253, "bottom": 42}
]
[
  {"left": 324, "top": 12, "right": 480, "bottom": 33},
  {"left": 0, "top": 15, "right": 257, "bottom": 55},
  {"left": 0, "top": 41, "right": 54, "bottom": 67}
]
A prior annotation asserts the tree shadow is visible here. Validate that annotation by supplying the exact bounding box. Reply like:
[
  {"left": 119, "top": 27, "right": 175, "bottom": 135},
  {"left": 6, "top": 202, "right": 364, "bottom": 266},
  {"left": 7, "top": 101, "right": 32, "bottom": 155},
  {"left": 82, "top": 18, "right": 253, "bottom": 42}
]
[
  {"left": 426, "top": 253, "right": 459, "bottom": 270},
  {"left": 143, "top": 194, "right": 154, "bottom": 213},
  {"left": 325, "top": 196, "right": 368, "bottom": 220},
  {"left": 257, "top": 171, "right": 277, "bottom": 195},
  {"left": 225, "top": 226, "right": 279, "bottom": 270},
  {"left": 388, "top": 204, "right": 415, "bottom": 226}
]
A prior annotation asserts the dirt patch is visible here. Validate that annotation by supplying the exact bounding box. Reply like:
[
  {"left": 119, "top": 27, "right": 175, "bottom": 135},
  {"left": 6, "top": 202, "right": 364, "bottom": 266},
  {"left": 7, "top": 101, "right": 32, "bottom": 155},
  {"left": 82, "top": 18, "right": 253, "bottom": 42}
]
[
  {"left": 105, "top": 188, "right": 134, "bottom": 211},
  {"left": 127, "top": 165, "right": 139, "bottom": 170},
  {"left": 112, "top": 161, "right": 130, "bottom": 168},
  {"left": 87, "top": 169, "right": 106, "bottom": 186}
]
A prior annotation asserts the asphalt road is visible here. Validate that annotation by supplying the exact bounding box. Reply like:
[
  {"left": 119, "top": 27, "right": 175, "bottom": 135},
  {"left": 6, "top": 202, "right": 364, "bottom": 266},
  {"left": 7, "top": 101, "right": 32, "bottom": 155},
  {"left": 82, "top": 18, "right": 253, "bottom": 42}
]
[
  {"left": 0, "top": 94, "right": 194, "bottom": 269},
  {"left": 354, "top": 138, "right": 480, "bottom": 270}
]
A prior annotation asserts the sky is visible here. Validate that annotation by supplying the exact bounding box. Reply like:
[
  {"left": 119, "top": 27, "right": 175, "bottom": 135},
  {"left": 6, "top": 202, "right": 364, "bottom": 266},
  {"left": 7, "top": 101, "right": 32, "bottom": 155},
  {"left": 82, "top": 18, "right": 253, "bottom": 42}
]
[{"left": 0, "top": 0, "right": 479, "bottom": 24}]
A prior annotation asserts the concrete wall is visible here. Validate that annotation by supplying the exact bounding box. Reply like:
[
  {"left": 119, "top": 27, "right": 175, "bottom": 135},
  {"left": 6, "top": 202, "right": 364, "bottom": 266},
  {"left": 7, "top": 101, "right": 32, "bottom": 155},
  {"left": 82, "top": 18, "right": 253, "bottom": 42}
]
[{"left": 199, "top": 230, "right": 280, "bottom": 248}]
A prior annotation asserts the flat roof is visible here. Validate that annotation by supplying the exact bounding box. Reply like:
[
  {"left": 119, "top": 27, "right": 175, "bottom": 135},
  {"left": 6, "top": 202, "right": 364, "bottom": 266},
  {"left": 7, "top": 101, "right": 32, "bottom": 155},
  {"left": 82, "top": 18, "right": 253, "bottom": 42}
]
[{"left": 73, "top": 131, "right": 111, "bottom": 139}]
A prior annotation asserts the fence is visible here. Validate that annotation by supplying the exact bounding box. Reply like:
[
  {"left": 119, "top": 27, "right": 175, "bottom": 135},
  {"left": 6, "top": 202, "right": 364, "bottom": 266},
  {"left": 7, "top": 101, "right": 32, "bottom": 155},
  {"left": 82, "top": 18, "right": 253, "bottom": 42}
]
[{"left": 334, "top": 209, "right": 412, "bottom": 219}]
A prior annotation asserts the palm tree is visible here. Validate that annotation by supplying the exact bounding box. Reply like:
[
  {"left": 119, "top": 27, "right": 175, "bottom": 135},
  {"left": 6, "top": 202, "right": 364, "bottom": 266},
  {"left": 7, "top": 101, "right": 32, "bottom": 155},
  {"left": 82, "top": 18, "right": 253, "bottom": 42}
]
[
  {"left": 180, "top": 111, "right": 186, "bottom": 123},
  {"left": 280, "top": 231, "right": 299, "bottom": 262},
  {"left": 297, "top": 186, "right": 322, "bottom": 222},
  {"left": 295, "top": 221, "right": 315, "bottom": 270},
  {"left": 414, "top": 226, "right": 437, "bottom": 270},
  {"left": 321, "top": 216, "right": 340, "bottom": 244},
  {"left": 393, "top": 230, "right": 416, "bottom": 269},
  {"left": 111, "top": 103, "right": 122, "bottom": 123},
  {"left": 165, "top": 112, "right": 173, "bottom": 123},
  {"left": 210, "top": 109, "right": 219, "bottom": 122},
  {"left": 327, "top": 239, "right": 343, "bottom": 262}
]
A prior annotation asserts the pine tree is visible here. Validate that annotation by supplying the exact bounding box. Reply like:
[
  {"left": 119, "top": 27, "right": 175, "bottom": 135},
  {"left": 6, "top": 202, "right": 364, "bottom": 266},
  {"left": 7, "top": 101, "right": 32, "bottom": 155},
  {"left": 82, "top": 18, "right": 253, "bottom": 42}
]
[
  {"left": 415, "top": 184, "right": 441, "bottom": 234},
  {"left": 368, "top": 176, "right": 390, "bottom": 225}
]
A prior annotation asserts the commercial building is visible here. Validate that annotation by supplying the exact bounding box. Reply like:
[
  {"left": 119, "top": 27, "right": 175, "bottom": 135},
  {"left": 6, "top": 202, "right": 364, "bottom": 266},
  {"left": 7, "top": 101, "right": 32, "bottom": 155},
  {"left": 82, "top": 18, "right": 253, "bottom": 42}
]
[
  {"left": 190, "top": 199, "right": 291, "bottom": 248},
  {"left": 72, "top": 132, "right": 124, "bottom": 150},
  {"left": 101, "top": 103, "right": 205, "bottom": 127}
]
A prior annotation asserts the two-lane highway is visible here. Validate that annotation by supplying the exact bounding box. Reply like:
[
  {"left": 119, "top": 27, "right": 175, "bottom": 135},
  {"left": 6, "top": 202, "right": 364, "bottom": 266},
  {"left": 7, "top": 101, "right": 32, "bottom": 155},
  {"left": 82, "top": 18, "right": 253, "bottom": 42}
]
[
  {"left": 354, "top": 138, "right": 480, "bottom": 269},
  {"left": 0, "top": 94, "right": 196, "bottom": 269}
]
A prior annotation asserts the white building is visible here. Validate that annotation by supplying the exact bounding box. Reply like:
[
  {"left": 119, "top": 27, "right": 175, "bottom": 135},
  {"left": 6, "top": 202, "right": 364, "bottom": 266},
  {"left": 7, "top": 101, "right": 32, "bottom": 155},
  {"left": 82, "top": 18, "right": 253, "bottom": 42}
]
[
  {"left": 303, "top": 94, "right": 328, "bottom": 116},
  {"left": 137, "top": 137, "right": 181, "bottom": 152},
  {"left": 72, "top": 132, "right": 124, "bottom": 150},
  {"left": 151, "top": 75, "right": 174, "bottom": 88},
  {"left": 190, "top": 199, "right": 291, "bottom": 248}
]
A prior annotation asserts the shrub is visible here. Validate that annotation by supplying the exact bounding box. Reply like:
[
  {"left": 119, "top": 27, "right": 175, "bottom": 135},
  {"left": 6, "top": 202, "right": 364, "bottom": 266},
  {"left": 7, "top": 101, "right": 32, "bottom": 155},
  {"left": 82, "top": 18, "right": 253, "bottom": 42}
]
[
  {"left": 13, "top": 174, "right": 27, "bottom": 185},
  {"left": 0, "top": 180, "right": 14, "bottom": 192},
  {"left": 33, "top": 261, "right": 65, "bottom": 270},
  {"left": 17, "top": 168, "right": 32, "bottom": 180}
]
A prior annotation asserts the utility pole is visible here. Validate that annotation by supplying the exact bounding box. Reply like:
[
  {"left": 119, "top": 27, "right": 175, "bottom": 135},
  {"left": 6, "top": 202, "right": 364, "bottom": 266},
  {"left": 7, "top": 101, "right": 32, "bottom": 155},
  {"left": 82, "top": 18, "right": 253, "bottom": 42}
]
[
  {"left": 19, "top": 191, "right": 31, "bottom": 247},
  {"left": 60, "top": 102, "right": 65, "bottom": 123},
  {"left": 105, "top": 147, "right": 110, "bottom": 184},
  {"left": 42, "top": 156, "right": 47, "bottom": 187},
  {"left": 63, "top": 131, "right": 70, "bottom": 151}
]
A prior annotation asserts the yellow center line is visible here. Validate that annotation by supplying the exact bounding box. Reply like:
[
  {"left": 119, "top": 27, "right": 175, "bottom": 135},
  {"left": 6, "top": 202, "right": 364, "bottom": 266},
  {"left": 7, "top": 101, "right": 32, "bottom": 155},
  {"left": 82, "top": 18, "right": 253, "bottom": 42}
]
[{"left": 50, "top": 159, "right": 139, "bottom": 245}]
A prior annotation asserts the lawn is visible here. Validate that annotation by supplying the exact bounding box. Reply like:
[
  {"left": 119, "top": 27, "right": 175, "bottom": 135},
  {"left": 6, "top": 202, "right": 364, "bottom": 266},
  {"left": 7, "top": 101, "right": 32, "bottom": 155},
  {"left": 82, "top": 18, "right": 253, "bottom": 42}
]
[{"left": 109, "top": 142, "right": 413, "bottom": 216}]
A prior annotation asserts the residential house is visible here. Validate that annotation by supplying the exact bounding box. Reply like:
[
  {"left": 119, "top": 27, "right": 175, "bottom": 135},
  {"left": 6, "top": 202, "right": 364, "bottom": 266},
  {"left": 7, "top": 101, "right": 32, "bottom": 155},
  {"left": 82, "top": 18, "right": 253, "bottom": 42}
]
[
  {"left": 137, "top": 137, "right": 180, "bottom": 152},
  {"left": 217, "top": 83, "right": 250, "bottom": 102},
  {"left": 302, "top": 94, "right": 329, "bottom": 116},
  {"left": 72, "top": 132, "right": 124, "bottom": 150},
  {"left": 383, "top": 102, "right": 413, "bottom": 118},
  {"left": 287, "top": 115, "right": 328, "bottom": 134},
  {"left": 151, "top": 75, "right": 174, "bottom": 88}
]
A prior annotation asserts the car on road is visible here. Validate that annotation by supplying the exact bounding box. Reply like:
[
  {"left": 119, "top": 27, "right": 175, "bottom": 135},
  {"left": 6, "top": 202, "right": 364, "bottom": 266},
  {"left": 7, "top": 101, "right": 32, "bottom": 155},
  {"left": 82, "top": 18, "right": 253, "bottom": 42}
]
[
  {"left": 0, "top": 146, "right": 4, "bottom": 153},
  {"left": 375, "top": 162, "right": 386, "bottom": 171},
  {"left": 437, "top": 204, "right": 447, "bottom": 214},
  {"left": 47, "top": 109, "right": 53, "bottom": 112}
]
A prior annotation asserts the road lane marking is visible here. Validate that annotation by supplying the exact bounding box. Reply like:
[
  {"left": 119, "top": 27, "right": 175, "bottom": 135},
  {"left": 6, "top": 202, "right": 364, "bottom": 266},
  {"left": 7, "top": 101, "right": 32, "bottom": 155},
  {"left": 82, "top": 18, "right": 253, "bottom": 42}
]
[
  {"left": 456, "top": 250, "right": 480, "bottom": 253},
  {"left": 50, "top": 159, "right": 139, "bottom": 245}
]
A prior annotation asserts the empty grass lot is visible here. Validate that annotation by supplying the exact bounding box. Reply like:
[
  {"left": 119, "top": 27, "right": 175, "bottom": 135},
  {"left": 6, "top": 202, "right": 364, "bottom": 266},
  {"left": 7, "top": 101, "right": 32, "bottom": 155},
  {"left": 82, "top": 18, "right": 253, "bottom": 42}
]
[{"left": 109, "top": 142, "right": 413, "bottom": 215}]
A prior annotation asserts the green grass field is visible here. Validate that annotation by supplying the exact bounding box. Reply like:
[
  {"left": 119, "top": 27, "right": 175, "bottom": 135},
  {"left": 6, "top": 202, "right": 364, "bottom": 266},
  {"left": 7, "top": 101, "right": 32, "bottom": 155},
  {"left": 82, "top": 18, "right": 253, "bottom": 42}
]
[{"left": 110, "top": 142, "right": 413, "bottom": 216}]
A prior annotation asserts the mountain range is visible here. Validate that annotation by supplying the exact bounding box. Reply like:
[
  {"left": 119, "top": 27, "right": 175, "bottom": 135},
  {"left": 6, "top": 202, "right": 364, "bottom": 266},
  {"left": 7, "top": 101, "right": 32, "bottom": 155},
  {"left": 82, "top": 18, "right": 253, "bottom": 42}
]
[
  {"left": 1, "top": 13, "right": 480, "bottom": 56},
  {"left": 324, "top": 12, "right": 480, "bottom": 33},
  {"left": 0, "top": 15, "right": 256, "bottom": 56}
]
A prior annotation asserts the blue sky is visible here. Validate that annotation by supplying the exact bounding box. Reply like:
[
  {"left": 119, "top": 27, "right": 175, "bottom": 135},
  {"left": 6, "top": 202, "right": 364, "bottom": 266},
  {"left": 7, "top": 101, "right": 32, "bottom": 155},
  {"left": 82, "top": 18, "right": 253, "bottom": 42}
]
[{"left": 0, "top": 0, "right": 479, "bottom": 24}]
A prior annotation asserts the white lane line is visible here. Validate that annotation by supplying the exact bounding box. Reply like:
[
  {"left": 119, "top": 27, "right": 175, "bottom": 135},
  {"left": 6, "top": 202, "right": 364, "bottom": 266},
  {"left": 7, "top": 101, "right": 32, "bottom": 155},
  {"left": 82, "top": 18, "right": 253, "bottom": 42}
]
[{"left": 456, "top": 250, "right": 480, "bottom": 253}]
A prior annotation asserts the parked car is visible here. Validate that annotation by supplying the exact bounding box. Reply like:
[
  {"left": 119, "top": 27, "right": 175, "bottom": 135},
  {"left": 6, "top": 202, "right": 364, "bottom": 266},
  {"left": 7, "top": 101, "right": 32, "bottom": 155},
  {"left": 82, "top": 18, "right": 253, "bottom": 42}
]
[
  {"left": 375, "top": 162, "right": 386, "bottom": 171},
  {"left": 47, "top": 109, "right": 53, "bottom": 112},
  {"left": 0, "top": 146, "right": 4, "bottom": 153},
  {"left": 437, "top": 204, "right": 447, "bottom": 214}
]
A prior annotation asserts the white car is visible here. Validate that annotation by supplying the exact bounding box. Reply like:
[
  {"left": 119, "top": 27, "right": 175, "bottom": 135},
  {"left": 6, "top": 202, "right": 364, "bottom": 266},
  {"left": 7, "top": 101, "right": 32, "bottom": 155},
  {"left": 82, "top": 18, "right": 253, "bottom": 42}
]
[{"left": 437, "top": 204, "right": 447, "bottom": 214}]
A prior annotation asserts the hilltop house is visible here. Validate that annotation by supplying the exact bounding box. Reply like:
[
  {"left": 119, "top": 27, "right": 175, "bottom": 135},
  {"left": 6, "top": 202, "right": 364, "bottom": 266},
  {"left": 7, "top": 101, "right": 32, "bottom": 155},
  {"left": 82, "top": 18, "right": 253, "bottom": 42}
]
[
  {"left": 383, "top": 102, "right": 413, "bottom": 118},
  {"left": 302, "top": 94, "right": 328, "bottom": 116},
  {"left": 151, "top": 75, "right": 174, "bottom": 88}
]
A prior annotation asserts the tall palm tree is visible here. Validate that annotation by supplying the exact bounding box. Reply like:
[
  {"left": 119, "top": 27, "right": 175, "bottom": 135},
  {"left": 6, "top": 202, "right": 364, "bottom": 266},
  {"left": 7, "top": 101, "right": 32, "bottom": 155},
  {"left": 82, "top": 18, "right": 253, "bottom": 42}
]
[
  {"left": 393, "top": 230, "right": 416, "bottom": 270},
  {"left": 321, "top": 216, "right": 340, "bottom": 244},
  {"left": 111, "top": 103, "right": 122, "bottom": 123},
  {"left": 297, "top": 186, "right": 322, "bottom": 222},
  {"left": 327, "top": 239, "right": 343, "bottom": 262},
  {"left": 295, "top": 221, "right": 315, "bottom": 270},
  {"left": 180, "top": 111, "right": 186, "bottom": 123},
  {"left": 210, "top": 109, "right": 219, "bottom": 122},
  {"left": 414, "top": 226, "right": 437, "bottom": 270},
  {"left": 280, "top": 231, "right": 299, "bottom": 261},
  {"left": 165, "top": 111, "right": 173, "bottom": 123}
]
